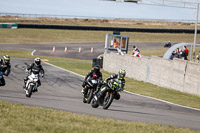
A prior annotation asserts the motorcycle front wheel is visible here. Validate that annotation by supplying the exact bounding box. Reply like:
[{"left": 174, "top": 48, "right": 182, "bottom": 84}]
[
  {"left": 26, "top": 85, "right": 33, "bottom": 98},
  {"left": 103, "top": 92, "right": 114, "bottom": 110},
  {"left": 91, "top": 98, "right": 99, "bottom": 108},
  {"left": 87, "top": 89, "right": 94, "bottom": 104}
]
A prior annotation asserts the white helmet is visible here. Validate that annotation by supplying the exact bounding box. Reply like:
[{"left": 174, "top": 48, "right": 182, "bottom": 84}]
[{"left": 34, "top": 58, "right": 41, "bottom": 66}]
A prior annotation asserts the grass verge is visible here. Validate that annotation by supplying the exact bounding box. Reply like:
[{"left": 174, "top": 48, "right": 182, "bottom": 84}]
[
  {"left": 1, "top": 28, "right": 200, "bottom": 43},
  {"left": 1, "top": 101, "right": 199, "bottom": 133}
]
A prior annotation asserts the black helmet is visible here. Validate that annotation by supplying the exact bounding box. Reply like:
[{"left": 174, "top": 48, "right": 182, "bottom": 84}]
[
  {"left": 94, "top": 65, "right": 100, "bottom": 73},
  {"left": 34, "top": 58, "right": 41, "bottom": 66},
  {"left": 3, "top": 55, "right": 10, "bottom": 64}
]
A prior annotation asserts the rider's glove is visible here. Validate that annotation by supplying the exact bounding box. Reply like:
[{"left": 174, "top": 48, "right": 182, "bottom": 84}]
[
  {"left": 25, "top": 69, "right": 28, "bottom": 73},
  {"left": 99, "top": 80, "right": 104, "bottom": 84},
  {"left": 118, "top": 87, "right": 123, "bottom": 92},
  {"left": 41, "top": 74, "right": 44, "bottom": 78},
  {"left": 82, "top": 81, "right": 86, "bottom": 87}
]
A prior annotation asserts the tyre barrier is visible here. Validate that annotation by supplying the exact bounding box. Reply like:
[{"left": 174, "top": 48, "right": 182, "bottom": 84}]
[
  {"left": 0, "top": 23, "right": 18, "bottom": 29},
  {"left": 17, "top": 23, "right": 200, "bottom": 34}
]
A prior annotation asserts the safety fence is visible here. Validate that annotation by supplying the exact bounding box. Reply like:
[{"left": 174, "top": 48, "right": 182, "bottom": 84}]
[{"left": 103, "top": 53, "right": 200, "bottom": 96}]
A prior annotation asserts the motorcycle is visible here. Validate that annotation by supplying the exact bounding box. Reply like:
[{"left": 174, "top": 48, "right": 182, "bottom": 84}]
[
  {"left": 91, "top": 79, "right": 121, "bottom": 110},
  {"left": 0, "top": 71, "right": 4, "bottom": 85},
  {"left": 82, "top": 78, "right": 98, "bottom": 104},
  {"left": 24, "top": 72, "right": 39, "bottom": 98}
]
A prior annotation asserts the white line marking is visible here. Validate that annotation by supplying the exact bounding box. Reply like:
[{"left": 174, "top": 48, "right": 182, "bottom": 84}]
[
  {"left": 124, "top": 90, "right": 200, "bottom": 111},
  {"left": 32, "top": 50, "right": 200, "bottom": 111},
  {"left": 31, "top": 49, "right": 36, "bottom": 56}
]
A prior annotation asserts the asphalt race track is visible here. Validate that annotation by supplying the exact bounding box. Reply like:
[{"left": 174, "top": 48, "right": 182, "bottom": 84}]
[
  {"left": 0, "top": 42, "right": 165, "bottom": 60},
  {"left": 0, "top": 58, "right": 200, "bottom": 130}
]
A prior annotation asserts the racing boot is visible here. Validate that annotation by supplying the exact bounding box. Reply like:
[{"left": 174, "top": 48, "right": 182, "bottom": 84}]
[
  {"left": 114, "top": 93, "right": 120, "bottom": 100},
  {"left": 82, "top": 87, "right": 88, "bottom": 103},
  {"left": 23, "top": 79, "right": 27, "bottom": 89}
]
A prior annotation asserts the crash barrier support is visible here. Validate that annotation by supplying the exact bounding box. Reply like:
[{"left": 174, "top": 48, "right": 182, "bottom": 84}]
[
  {"left": 0, "top": 23, "right": 18, "bottom": 29},
  {"left": 17, "top": 24, "right": 199, "bottom": 34},
  {"left": 103, "top": 53, "right": 200, "bottom": 96}
]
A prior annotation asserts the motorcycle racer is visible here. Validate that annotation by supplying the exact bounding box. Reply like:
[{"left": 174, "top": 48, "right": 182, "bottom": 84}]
[
  {"left": 81, "top": 65, "right": 102, "bottom": 102},
  {"left": 97, "top": 69, "right": 126, "bottom": 100},
  {"left": 0, "top": 55, "right": 11, "bottom": 86},
  {"left": 23, "top": 58, "right": 45, "bottom": 90}
]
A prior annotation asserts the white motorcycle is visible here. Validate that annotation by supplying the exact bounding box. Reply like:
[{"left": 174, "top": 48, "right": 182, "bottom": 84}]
[{"left": 24, "top": 73, "right": 39, "bottom": 98}]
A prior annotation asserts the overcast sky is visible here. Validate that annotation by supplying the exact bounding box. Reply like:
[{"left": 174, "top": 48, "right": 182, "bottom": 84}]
[{"left": 1, "top": 0, "right": 200, "bottom": 21}]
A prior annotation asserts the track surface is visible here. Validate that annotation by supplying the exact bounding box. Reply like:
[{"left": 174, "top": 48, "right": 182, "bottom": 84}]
[
  {"left": 0, "top": 42, "right": 165, "bottom": 60},
  {"left": 0, "top": 58, "right": 200, "bottom": 130}
]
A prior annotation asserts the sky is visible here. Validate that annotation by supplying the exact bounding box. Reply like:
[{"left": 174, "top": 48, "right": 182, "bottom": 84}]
[{"left": 1, "top": 0, "right": 200, "bottom": 21}]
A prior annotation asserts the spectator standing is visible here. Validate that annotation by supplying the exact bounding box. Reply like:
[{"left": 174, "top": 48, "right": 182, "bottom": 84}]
[
  {"left": 196, "top": 51, "right": 200, "bottom": 63},
  {"left": 170, "top": 51, "right": 176, "bottom": 60},
  {"left": 131, "top": 45, "right": 141, "bottom": 58},
  {"left": 182, "top": 46, "right": 188, "bottom": 60},
  {"left": 113, "top": 39, "right": 119, "bottom": 48}
]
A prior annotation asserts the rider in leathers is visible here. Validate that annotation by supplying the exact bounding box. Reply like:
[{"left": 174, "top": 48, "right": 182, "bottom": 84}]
[
  {"left": 82, "top": 65, "right": 102, "bottom": 102},
  {"left": 23, "top": 58, "right": 45, "bottom": 90},
  {"left": 0, "top": 55, "right": 11, "bottom": 86},
  {"left": 97, "top": 69, "right": 126, "bottom": 100}
]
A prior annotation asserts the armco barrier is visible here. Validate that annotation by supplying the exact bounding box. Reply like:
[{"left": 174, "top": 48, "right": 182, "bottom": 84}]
[{"left": 103, "top": 53, "right": 200, "bottom": 96}]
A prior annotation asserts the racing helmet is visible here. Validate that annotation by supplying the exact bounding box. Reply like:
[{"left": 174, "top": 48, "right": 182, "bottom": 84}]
[
  {"left": 118, "top": 69, "right": 126, "bottom": 79},
  {"left": 34, "top": 58, "right": 41, "bottom": 66},
  {"left": 3, "top": 55, "right": 10, "bottom": 64},
  {"left": 93, "top": 65, "right": 100, "bottom": 73}
]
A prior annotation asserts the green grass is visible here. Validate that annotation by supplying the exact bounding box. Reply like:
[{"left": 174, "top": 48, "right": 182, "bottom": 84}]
[
  {"left": 1, "top": 28, "right": 200, "bottom": 44},
  {"left": 1, "top": 101, "right": 198, "bottom": 133},
  {"left": 1, "top": 49, "right": 199, "bottom": 109}
]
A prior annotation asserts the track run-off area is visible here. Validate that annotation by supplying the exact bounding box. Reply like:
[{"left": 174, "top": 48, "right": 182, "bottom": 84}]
[{"left": 0, "top": 57, "right": 200, "bottom": 130}]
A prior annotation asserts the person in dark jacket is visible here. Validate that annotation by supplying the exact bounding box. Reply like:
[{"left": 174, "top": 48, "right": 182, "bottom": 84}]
[
  {"left": 23, "top": 58, "right": 45, "bottom": 89},
  {"left": 0, "top": 55, "right": 11, "bottom": 86},
  {"left": 182, "top": 45, "right": 188, "bottom": 60},
  {"left": 81, "top": 65, "right": 102, "bottom": 102}
]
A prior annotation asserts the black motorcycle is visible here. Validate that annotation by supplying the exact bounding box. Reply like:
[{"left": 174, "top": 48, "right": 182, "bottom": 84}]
[
  {"left": 0, "top": 71, "right": 4, "bottom": 86},
  {"left": 82, "top": 78, "right": 98, "bottom": 104},
  {"left": 91, "top": 79, "right": 121, "bottom": 110}
]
